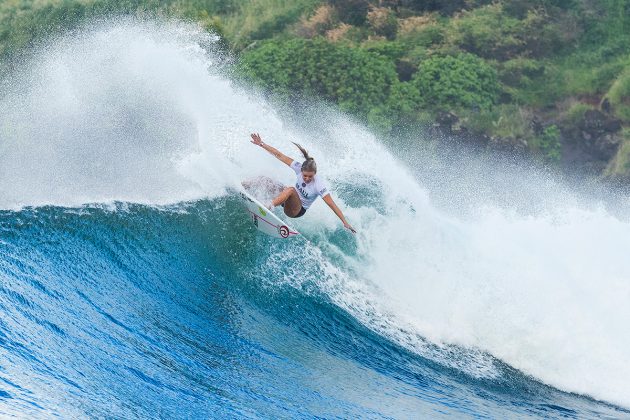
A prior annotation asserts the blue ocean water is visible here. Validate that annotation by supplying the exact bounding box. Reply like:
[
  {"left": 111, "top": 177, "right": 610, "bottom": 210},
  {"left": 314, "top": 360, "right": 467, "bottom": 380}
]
[{"left": 0, "top": 200, "right": 627, "bottom": 418}]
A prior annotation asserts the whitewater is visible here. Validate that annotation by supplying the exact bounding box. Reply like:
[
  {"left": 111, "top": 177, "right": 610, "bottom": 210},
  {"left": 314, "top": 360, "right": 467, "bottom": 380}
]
[{"left": 0, "top": 20, "right": 629, "bottom": 418}]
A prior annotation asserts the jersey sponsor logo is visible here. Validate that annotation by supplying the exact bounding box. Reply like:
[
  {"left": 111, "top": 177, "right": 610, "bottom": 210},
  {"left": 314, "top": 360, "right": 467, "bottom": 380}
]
[{"left": 296, "top": 183, "right": 309, "bottom": 198}]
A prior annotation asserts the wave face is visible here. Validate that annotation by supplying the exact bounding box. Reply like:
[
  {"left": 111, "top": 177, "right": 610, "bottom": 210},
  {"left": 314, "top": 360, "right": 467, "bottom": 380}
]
[{"left": 1, "top": 20, "right": 629, "bottom": 418}]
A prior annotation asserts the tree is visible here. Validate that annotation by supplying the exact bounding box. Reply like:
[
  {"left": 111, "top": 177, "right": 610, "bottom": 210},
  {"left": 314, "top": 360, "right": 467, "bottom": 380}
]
[
  {"left": 239, "top": 38, "right": 399, "bottom": 117},
  {"left": 328, "top": 0, "right": 370, "bottom": 25},
  {"left": 412, "top": 53, "right": 499, "bottom": 110}
]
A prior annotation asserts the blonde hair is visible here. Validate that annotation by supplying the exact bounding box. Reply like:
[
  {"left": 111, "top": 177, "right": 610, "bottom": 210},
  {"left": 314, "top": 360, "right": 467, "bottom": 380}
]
[{"left": 292, "top": 142, "right": 317, "bottom": 172}]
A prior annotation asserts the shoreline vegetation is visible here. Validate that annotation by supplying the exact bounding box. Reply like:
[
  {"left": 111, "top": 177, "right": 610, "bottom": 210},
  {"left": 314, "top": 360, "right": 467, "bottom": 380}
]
[{"left": 2, "top": 0, "right": 629, "bottom": 182}]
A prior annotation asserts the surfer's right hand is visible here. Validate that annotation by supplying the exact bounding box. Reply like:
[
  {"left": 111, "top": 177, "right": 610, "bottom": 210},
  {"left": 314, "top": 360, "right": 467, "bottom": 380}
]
[{"left": 251, "top": 133, "right": 263, "bottom": 146}]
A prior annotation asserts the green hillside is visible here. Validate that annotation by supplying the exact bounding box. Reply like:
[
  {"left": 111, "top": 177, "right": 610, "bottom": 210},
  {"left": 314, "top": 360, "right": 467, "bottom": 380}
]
[{"left": 2, "top": 0, "right": 629, "bottom": 179}]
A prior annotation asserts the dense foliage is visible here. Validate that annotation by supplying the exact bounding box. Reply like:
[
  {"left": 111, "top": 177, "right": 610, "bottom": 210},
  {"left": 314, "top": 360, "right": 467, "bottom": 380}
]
[
  {"left": 239, "top": 38, "right": 398, "bottom": 116},
  {"left": 1, "top": 0, "right": 630, "bottom": 177},
  {"left": 412, "top": 53, "right": 498, "bottom": 111}
]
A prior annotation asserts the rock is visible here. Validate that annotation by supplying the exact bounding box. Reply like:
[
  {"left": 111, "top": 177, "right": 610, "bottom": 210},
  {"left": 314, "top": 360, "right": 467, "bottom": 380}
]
[
  {"left": 593, "top": 133, "right": 620, "bottom": 160},
  {"left": 487, "top": 135, "right": 528, "bottom": 154},
  {"left": 531, "top": 116, "right": 544, "bottom": 136},
  {"left": 560, "top": 108, "right": 623, "bottom": 175},
  {"left": 603, "top": 118, "right": 622, "bottom": 133},
  {"left": 580, "top": 109, "right": 620, "bottom": 133},
  {"left": 581, "top": 110, "right": 603, "bottom": 130},
  {"left": 435, "top": 111, "right": 459, "bottom": 131}
]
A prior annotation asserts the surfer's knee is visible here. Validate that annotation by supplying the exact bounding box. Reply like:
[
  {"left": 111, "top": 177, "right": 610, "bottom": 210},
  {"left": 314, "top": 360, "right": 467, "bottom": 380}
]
[{"left": 281, "top": 187, "right": 297, "bottom": 198}]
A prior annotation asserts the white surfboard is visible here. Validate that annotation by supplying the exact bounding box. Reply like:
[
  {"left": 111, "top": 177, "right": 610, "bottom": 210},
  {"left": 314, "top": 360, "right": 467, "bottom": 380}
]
[{"left": 240, "top": 191, "right": 300, "bottom": 239}]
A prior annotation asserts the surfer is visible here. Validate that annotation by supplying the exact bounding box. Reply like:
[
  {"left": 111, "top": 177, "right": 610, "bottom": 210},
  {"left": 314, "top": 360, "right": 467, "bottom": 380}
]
[{"left": 250, "top": 133, "right": 356, "bottom": 233}]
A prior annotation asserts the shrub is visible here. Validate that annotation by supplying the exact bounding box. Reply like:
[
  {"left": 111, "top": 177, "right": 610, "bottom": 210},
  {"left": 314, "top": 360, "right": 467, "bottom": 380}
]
[
  {"left": 412, "top": 53, "right": 499, "bottom": 110},
  {"left": 325, "top": 23, "right": 355, "bottom": 42},
  {"left": 446, "top": 3, "right": 563, "bottom": 60},
  {"left": 294, "top": 5, "right": 336, "bottom": 38},
  {"left": 360, "top": 40, "right": 407, "bottom": 61},
  {"left": 238, "top": 38, "right": 399, "bottom": 117},
  {"left": 397, "top": 0, "right": 468, "bottom": 15},
  {"left": 328, "top": 0, "right": 369, "bottom": 25},
  {"left": 563, "top": 102, "right": 593, "bottom": 126},
  {"left": 538, "top": 124, "right": 561, "bottom": 163},
  {"left": 498, "top": 57, "right": 543, "bottom": 80},
  {"left": 604, "top": 128, "right": 630, "bottom": 177},
  {"left": 222, "top": 0, "right": 320, "bottom": 48},
  {"left": 502, "top": 0, "right": 578, "bottom": 19},
  {"left": 367, "top": 7, "right": 398, "bottom": 40},
  {"left": 384, "top": 81, "right": 423, "bottom": 121},
  {"left": 397, "top": 14, "right": 446, "bottom": 50},
  {"left": 467, "top": 104, "right": 532, "bottom": 138},
  {"left": 605, "top": 68, "right": 630, "bottom": 120},
  {"left": 447, "top": 4, "right": 524, "bottom": 60}
]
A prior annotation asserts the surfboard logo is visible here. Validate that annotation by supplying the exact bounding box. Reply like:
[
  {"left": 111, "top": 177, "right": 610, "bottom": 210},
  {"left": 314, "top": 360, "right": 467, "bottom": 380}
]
[
  {"left": 278, "top": 225, "right": 289, "bottom": 238},
  {"left": 258, "top": 207, "right": 267, "bottom": 216}
]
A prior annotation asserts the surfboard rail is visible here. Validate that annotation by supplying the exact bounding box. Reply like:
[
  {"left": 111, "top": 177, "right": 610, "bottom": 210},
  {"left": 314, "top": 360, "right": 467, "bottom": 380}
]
[{"left": 240, "top": 191, "right": 300, "bottom": 239}]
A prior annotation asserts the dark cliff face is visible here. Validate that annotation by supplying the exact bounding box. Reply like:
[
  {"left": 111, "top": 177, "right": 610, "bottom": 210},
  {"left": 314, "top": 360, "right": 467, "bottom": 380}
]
[
  {"left": 428, "top": 108, "right": 625, "bottom": 179},
  {"left": 560, "top": 110, "right": 622, "bottom": 175}
]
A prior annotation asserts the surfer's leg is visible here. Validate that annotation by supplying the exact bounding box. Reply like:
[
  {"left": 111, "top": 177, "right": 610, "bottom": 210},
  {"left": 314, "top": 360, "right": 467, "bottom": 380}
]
[
  {"left": 272, "top": 187, "right": 302, "bottom": 217},
  {"left": 283, "top": 189, "right": 303, "bottom": 218}
]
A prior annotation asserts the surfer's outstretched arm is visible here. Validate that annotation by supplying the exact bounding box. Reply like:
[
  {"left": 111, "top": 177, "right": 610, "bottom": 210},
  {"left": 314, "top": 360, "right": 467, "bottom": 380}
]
[
  {"left": 251, "top": 133, "right": 293, "bottom": 166},
  {"left": 323, "top": 195, "right": 356, "bottom": 234}
]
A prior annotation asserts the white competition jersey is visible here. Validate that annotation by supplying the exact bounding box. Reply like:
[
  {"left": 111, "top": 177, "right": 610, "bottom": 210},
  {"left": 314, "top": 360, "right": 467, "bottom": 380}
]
[{"left": 290, "top": 160, "right": 330, "bottom": 209}]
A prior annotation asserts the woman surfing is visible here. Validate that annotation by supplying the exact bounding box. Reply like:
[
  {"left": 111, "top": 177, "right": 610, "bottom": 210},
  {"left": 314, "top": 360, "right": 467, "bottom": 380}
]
[{"left": 248, "top": 133, "right": 356, "bottom": 233}]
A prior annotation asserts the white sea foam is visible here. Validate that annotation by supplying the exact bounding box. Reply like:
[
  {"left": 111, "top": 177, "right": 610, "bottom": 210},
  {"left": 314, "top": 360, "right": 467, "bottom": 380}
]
[{"left": 1, "top": 20, "right": 629, "bottom": 408}]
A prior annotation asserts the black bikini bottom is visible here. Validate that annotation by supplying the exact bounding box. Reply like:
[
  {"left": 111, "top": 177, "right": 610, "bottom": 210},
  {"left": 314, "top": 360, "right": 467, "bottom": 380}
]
[
  {"left": 292, "top": 207, "right": 307, "bottom": 218},
  {"left": 281, "top": 203, "right": 307, "bottom": 218}
]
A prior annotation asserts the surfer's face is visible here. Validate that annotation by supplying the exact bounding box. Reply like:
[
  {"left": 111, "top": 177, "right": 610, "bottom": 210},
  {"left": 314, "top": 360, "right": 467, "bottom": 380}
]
[{"left": 302, "top": 170, "right": 315, "bottom": 183}]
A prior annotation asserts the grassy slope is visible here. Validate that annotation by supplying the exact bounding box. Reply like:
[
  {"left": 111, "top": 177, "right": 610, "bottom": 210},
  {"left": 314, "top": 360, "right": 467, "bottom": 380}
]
[
  {"left": 221, "top": 0, "right": 320, "bottom": 49},
  {"left": 1, "top": 0, "right": 629, "bottom": 177}
]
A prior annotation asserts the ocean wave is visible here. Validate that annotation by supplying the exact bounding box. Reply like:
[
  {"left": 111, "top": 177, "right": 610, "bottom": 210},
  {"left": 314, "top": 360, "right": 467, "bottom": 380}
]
[{"left": 0, "top": 19, "right": 629, "bottom": 417}]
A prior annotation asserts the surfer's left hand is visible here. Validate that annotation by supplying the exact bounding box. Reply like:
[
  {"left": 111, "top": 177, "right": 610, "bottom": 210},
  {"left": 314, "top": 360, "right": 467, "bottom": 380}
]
[
  {"left": 344, "top": 223, "right": 356, "bottom": 234},
  {"left": 250, "top": 133, "right": 263, "bottom": 146}
]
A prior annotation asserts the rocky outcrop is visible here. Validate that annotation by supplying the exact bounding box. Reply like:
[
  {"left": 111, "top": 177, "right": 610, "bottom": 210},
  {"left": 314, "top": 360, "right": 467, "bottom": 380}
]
[
  {"left": 560, "top": 109, "right": 622, "bottom": 174},
  {"left": 432, "top": 110, "right": 528, "bottom": 153},
  {"left": 427, "top": 108, "right": 623, "bottom": 176}
]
